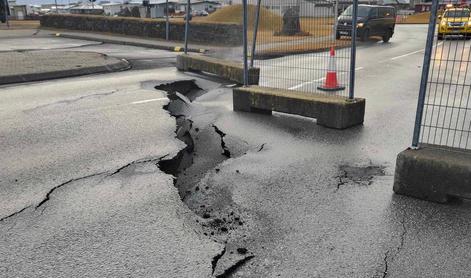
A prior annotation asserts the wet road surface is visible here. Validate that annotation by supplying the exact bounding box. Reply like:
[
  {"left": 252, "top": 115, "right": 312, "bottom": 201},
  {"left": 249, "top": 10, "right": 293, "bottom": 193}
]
[{"left": 1, "top": 25, "right": 471, "bottom": 277}]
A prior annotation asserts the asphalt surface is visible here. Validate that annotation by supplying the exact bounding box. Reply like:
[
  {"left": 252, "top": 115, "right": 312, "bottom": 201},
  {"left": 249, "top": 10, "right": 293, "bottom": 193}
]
[
  {"left": 0, "top": 38, "right": 222, "bottom": 276},
  {"left": 1, "top": 25, "right": 471, "bottom": 277},
  {"left": 0, "top": 51, "right": 130, "bottom": 85}
]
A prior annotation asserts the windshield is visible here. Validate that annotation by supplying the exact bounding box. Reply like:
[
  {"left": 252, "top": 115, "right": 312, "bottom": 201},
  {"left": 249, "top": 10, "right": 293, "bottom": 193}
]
[
  {"left": 342, "top": 5, "right": 371, "bottom": 17},
  {"left": 444, "top": 10, "right": 470, "bottom": 18}
]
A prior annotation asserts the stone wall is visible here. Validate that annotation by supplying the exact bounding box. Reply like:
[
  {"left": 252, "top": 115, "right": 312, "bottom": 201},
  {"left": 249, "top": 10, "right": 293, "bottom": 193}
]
[{"left": 40, "top": 14, "right": 243, "bottom": 46}]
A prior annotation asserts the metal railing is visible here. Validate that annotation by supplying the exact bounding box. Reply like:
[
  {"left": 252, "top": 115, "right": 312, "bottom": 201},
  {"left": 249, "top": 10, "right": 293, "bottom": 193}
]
[{"left": 413, "top": 0, "right": 471, "bottom": 150}]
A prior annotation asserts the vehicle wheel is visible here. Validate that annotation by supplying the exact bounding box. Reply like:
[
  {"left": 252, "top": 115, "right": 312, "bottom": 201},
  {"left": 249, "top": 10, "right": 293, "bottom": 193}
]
[
  {"left": 360, "top": 29, "right": 370, "bottom": 42},
  {"left": 437, "top": 33, "right": 444, "bottom": 40},
  {"left": 382, "top": 30, "right": 392, "bottom": 43},
  {"left": 465, "top": 34, "right": 471, "bottom": 40},
  {"left": 336, "top": 32, "right": 341, "bottom": 40}
]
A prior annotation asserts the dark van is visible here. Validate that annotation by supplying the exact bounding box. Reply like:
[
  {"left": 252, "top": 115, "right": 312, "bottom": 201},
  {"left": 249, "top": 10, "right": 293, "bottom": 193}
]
[{"left": 336, "top": 5, "right": 396, "bottom": 42}]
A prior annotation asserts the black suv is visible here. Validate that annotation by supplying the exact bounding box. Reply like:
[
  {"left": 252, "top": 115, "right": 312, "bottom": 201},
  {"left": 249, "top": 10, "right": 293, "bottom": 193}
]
[{"left": 336, "top": 5, "right": 396, "bottom": 42}]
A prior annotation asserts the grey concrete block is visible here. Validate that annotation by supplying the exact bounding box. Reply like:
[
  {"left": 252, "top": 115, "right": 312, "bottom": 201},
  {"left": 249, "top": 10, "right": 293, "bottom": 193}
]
[
  {"left": 176, "top": 54, "right": 259, "bottom": 85},
  {"left": 393, "top": 145, "right": 471, "bottom": 203},
  {"left": 232, "top": 86, "right": 365, "bottom": 129}
]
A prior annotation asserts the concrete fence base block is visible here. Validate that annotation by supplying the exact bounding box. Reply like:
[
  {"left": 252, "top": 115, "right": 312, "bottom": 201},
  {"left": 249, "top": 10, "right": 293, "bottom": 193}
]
[
  {"left": 176, "top": 54, "right": 259, "bottom": 85},
  {"left": 233, "top": 86, "right": 365, "bottom": 129},
  {"left": 394, "top": 145, "right": 471, "bottom": 203}
]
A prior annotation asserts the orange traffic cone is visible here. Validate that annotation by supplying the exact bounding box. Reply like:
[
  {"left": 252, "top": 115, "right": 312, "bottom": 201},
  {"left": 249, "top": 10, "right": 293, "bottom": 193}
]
[{"left": 318, "top": 47, "right": 345, "bottom": 92}]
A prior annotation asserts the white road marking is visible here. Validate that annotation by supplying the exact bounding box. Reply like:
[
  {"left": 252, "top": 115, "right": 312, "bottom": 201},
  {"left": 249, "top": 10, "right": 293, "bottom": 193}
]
[
  {"left": 390, "top": 49, "right": 425, "bottom": 60},
  {"left": 131, "top": 98, "right": 167, "bottom": 104},
  {"left": 390, "top": 42, "right": 444, "bottom": 61},
  {"left": 289, "top": 77, "right": 325, "bottom": 90},
  {"left": 288, "top": 67, "right": 364, "bottom": 90}
]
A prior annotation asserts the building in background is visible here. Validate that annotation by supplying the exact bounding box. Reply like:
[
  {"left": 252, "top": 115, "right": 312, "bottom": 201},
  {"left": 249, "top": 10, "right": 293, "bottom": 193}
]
[
  {"left": 102, "top": 2, "right": 126, "bottom": 15},
  {"left": 146, "top": 0, "right": 179, "bottom": 17},
  {"left": 9, "top": 4, "right": 33, "bottom": 20},
  {"left": 70, "top": 2, "right": 104, "bottom": 14},
  {"left": 179, "top": 0, "right": 221, "bottom": 12}
]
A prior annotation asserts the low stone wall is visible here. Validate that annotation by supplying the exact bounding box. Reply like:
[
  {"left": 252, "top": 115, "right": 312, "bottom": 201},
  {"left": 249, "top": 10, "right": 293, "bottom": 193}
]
[
  {"left": 176, "top": 54, "right": 259, "bottom": 85},
  {"left": 40, "top": 14, "right": 243, "bottom": 46}
]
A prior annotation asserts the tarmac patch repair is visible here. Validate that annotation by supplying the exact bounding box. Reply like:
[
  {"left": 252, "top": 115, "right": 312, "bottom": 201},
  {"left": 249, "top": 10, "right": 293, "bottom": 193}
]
[{"left": 336, "top": 164, "right": 386, "bottom": 192}]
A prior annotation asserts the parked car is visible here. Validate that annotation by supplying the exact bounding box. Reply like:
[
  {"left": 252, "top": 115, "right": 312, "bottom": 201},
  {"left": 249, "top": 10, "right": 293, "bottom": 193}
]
[
  {"left": 192, "top": 10, "right": 208, "bottom": 16},
  {"left": 437, "top": 7, "right": 471, "bottom": 40},
  {"left": 336, "top": 5, "right": 396, "bottom": 42}
]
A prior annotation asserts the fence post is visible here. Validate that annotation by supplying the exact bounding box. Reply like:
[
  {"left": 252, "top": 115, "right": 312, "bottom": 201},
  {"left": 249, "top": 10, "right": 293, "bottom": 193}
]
[
  {"left": 349, "top": 0, "right": 358, "bottom": 100},
  {"left": 184, "top": 0, "right": 190, "bottom": 54},
  {"left": 166, "top": 0, "right": 169, "bottom": 41},
  {"left": 242, "top": 0, "right": 249, "bottom": 86},
  {"left": 411, "top": 0, "right": 439, "bottom": 148},
  {"left": 333, "top": 0, "right": 338, "bottom": 41},
  {"left": 250, "top": 0, "right": 261, "bottom": 68},
  {"left": 3, "top": 0, "right": 9, "bottom": 28}
]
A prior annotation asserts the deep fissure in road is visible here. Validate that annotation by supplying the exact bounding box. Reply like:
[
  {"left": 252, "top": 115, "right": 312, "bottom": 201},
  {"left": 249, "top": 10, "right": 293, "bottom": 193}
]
[{"left": 156, "top": 80, "right": 255, "bottom": 276}]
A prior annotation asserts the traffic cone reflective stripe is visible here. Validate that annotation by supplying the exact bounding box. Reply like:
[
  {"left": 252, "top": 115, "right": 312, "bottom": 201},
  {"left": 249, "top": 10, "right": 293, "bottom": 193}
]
[{"left": 318, "top": 47, "right": 345, "bottom": 92}]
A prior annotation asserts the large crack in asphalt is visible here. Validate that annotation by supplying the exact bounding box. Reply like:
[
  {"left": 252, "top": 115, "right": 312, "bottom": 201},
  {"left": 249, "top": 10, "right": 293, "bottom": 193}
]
[
  {"left": 3, "top": 79, "right": 256, "bottom": 276},
  {"left": 212, "top": 124, "right": 231, "bottom": 158},
  {"left": 380, "top": 212, "right": 407, "bottom": 278},
  {"left": 35, "top": 172, "right": 106, "bottom": 211},
  {"left": 0, "top": 155, "right": 170, "bottom": 221},
  {"left": 156, "top": 79, "right": 256, "bottom": 277},
  {"left": 23, "top": 90, "right": 119, "bottom": 113},
  {"left": 0, "top": 205, "right": 32, "bottom": 223}
]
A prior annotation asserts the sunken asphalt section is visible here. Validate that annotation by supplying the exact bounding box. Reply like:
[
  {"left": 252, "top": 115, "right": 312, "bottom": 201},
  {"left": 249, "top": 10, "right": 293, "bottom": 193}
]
[{"left": 0, "top": 50, "right": 130, "bottom": 85}]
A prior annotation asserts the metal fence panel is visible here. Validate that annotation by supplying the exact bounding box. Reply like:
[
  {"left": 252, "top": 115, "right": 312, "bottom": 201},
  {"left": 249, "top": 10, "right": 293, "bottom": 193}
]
[
  {"left": 247, "top": 0, "right": 353, "bottom": 97},
  {"left": 182, "top": 2, "right": 244, "bottom": 61},
  {"left": 417, "top": 0, "right": 471, "bottom": 150}
]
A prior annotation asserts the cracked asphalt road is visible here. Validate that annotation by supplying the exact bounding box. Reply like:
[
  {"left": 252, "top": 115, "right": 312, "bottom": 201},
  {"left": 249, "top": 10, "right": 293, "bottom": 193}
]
[
  {"left": 1, "top": 25, "right": 471, "bottom": 277},
  {"left": 0, "top": 31, "right": 224, "bottom": 275}
]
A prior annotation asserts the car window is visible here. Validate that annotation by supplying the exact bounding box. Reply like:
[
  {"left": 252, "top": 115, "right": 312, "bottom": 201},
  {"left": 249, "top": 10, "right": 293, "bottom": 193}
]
[
  {"left": 370, "top": 7, "right": 379, "bottom": 18},
  {"left": 444, "top": 10, "right": 470, "bottom": 18},
  {"left": 342, "top": 5, "right": 371, "bottom": 17}
]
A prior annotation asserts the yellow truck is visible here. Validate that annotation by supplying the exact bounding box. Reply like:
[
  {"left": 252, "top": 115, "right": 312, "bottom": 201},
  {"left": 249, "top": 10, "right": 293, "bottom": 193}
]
[{"left": 438, "top": 7, "right": 471, "bottom": 40}]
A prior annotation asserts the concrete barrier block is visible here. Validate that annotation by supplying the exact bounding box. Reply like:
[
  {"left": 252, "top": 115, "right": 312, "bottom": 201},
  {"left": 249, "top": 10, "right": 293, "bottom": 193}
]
[
  {"left": 393, "top": 145, "right": 471, "bottom": 203},
  {"left": 232, "top": 86, "right": 365, "bottom": 129},
  {"left": 176, "top": 54, "right": 259, "bottom": 85}
]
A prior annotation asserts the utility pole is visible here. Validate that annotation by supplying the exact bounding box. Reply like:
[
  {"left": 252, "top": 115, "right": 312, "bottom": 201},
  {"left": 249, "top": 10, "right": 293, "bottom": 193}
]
[
  {"left": 165, "top": 0, "right": 169, "bottom": 40},
  {"left": 4, "top": 0, "right": 9, "bottom": 28}
]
